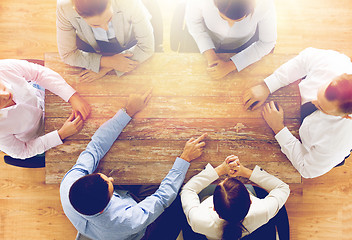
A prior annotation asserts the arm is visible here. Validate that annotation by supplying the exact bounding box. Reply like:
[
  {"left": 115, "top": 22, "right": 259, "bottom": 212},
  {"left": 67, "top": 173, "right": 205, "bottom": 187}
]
[
  {"left": 185, "top": 0, "right": 215, "bottom": 54},
  {"left": 243, "top": 47, "right": 314, "bottom": 110},
  {"left": 56, "top": 3, "right": 102, "bottom": 73},
  {"left": 231, "top": 0, "right": 277, "bottom": 72},
  {"left": 274, "top": 126, "right": 337, "bottom": 178},
  {"left": 248, "top": 165, "right": 290, "bottom": 223},
  {"left": 0, "top": 130, "right": 63, "bottom": 159},
  {"left": 117, "top": 133, "right": 207, "bottom": 235},
  {"left": 125, "top": 0, "right": 154, "bottom": 63},
  {"left": 9, "top": 59, "right": 75, "bottom": 101}
]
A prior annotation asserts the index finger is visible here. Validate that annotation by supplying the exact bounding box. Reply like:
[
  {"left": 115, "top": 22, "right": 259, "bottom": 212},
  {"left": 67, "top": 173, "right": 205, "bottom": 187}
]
[
  {"left": 194, "top": 133, "right": 208, "bottom": 143},
  {"left": 142, "top": 88, "right": 153, "bottom": 100}
]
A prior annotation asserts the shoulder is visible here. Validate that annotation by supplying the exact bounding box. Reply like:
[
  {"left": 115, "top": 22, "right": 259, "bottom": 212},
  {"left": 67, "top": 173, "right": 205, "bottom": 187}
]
[{"left": 254, "top": 0, "right": 276, "bottom": 15}]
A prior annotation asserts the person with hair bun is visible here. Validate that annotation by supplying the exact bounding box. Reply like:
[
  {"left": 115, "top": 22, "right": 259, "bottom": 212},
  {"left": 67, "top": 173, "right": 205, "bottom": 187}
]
[
  {"left": 56, "top": 0, "right": 156, "bottom": 82},
  {"left": 244, "top": 47, "right": 352, "bottom": 178},
  {"left": 185, "top": 0, "right": 277, "bottom": 79},
  {"left": 181, "top": 155, "right": 290, "bottom": 240}
]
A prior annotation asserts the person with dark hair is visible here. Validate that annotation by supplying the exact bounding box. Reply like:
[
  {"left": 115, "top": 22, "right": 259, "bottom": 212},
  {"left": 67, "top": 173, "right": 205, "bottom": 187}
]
[
  {"left": 56, "top": 0, "right": 157, "bottom": 82},
  {"left": 244, "top": 47, "right": 352, "bottom": 178},
  {"left": 0, "top": 59, "right": 90, "bottom": 163},
  {"left": 185, "top": 0, "right": 276, "bottom": 79},
  {"left": 180, "top": 155, "right": 290, "bottom": 239},
  {"left": 60, "top": 88, "right": 208, "bottom": 240}
]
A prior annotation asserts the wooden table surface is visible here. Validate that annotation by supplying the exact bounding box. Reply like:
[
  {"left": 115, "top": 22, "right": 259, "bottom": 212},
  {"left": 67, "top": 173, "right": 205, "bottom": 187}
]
[{"left": 44, "top": 52, "right": 302, "bottom": 184}]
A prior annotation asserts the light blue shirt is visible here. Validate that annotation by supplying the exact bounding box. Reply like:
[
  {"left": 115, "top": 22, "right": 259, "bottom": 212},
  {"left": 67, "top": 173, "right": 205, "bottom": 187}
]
[
  {"left": 91, "top": 21, "right": 116, "bottom": 42},
  {"left": 60, "top": 109, "right": 190, "bottom": 240}
]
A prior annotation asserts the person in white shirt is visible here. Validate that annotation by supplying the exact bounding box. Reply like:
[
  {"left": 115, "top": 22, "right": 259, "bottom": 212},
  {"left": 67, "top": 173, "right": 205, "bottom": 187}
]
[
  {"left": 243, "top": 47, "right": 352, "bottom": 178},
  {"left": 57, "top": 0, "right": 155, "bottom": 82},
  {"left": 0, "top": 59, "right": 90, "bottom": 161},
  {"left": 185, "top": 0, "right": 276, "bottom": 79},
  {"left": 180, "top": 155, "right": 290, "bottom": 240}
]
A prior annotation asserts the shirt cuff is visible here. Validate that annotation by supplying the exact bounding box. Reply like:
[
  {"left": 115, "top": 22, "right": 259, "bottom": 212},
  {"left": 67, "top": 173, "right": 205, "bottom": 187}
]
[
  {"left": 113, "top": 109, "right": 132, "bottom": 126},
  {"left": 204, "top": 163, "right": 220, "bottom": 181},
  {"left": 197, "top": 40, "right": 216, "bottom": 54},
  {"left": 274, "top": 127, "right": 292, "bottom": 146},
  {"left": 46, "top": 130, "right": 63, "bottom": 149},
  {"left": 230, "top": 54, "right": 247, "bottom": 72},
  {"left": 63, "top": 89, "right": 77, "bottom": 103},
  {"left": 174, "top": 157, "right": 191, "bottom": 173},
  {"left": 264, "top": 74, "right": 281, "bottom": 93},
  {"left": 249, "top": 165, "right": 264, "bottom": 183}
]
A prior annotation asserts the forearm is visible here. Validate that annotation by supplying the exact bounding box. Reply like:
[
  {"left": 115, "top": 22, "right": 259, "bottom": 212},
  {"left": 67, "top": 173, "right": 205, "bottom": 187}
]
[{"left": 0, "top": 131, "right": 62, "bottom": 159}]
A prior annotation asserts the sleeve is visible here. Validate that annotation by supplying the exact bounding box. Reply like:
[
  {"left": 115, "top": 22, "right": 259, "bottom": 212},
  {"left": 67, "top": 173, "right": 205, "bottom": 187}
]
[
  {"left": 56, "top": 3, "right": 102, "bottom": 73},
  {"left": 274, "top": 127, "right": 337, "bottom": 178},
  {"left": 116, "top": 157, "right": 190, "bottom": 235},
  {"left": 230, "top": 0, "right": 277, "bottom": 71},
  {"left": 248, "top": 165, "right": 290, "bottom": 226},
  {"left": 185, "top": 0, "right": 216, "bottom": 53},
  {"left": 0, "top": 130, "right": 62, "bottom": 159},
  {"left": 263, "top": 48, "right": 316, "bottom": 93},
  {"left": 64, "top": 109, "right": 131, "bottom": 176},
  {"left": 126, "top": 0, "right": 154, "bottom": 64},
  {"left": 7, "top": 59, "right": 75, "bottom": 102},
  {"left": 180, "top": 164, "right": 219, "bottom": 235}
]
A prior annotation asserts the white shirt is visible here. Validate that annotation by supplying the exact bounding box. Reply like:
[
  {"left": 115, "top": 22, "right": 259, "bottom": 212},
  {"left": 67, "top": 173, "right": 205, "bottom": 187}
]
[
  {"left": 91, "top": 21, "right": 116, "bottom": 42},
  {"left": 180, "top": 164, "right": 290, "bottom": 240},
  {"left": 264, "top": 47, "right": 352, "bottom": 178},
  {"left": 185, "top": 0, "right": 277, "bottom": 71},
  {"left": 0, "top": 59, "right": 76, "bottom": 159}
]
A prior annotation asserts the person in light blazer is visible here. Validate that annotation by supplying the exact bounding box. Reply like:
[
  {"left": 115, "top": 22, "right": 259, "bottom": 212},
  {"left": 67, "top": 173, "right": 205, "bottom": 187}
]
[
  {"left": 56, "top": 0, "right": 154, "bottom": 82},
  {"left": 244, "top": 48, "right": 352, "bottom": 178},
  {"left": 180, "top": 155, "right": 290, "bottom": 240},
  {"left": 185, "top": 0, "right": 277, "bottom": 79}
]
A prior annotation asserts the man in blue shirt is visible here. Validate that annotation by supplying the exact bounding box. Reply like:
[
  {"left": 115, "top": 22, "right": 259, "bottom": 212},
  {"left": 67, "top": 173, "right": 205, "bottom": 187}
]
[{"left": 60, "top": 89, "right": 207, "bottom": 240}]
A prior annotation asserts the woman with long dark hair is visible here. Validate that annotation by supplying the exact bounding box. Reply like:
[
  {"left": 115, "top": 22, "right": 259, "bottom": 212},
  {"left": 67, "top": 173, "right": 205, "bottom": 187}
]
[
  {"left": 185, "top": 0, "right": 276, "bottom": 79},
  {"left": 180, "top": 155, "right": 290, "bottom": 239}
]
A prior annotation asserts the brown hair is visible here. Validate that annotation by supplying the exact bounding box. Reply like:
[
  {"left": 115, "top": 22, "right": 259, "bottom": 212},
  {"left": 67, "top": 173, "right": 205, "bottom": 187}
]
[
  {"left": 213, "top": 177, "right": 251, "bottom": 240},
  {"left": 72, "top": 0, "right": 109, "bottom": 18},
  {"left": 325, "top": 74, "right": 352, "bottom": 114}
]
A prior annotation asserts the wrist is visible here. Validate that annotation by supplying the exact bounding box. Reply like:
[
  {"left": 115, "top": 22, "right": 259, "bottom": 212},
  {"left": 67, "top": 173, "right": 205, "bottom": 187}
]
[
  {"left": 215, "top": 164, "right": 226, "bottom": 176},
  {"left": 242, "top": 168, "right": 253, "bottom": 179},
  {"left": 68, "top": 92, "right": 78, "bottom": 103},
  {"left": 180, "top": 153, "right": 191, "bottom": 162},
  {"left": 57, "top": 129, "right": 67, "bottom": 140},
  {"left": 273, "top": 125, "right": 285, "bottom": 135}
]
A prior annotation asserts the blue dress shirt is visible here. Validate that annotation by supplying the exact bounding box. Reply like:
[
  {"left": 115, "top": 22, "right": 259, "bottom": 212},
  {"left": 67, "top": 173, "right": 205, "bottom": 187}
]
[{"left": 60, "top": 109, "right": 190, "bottom": 240}]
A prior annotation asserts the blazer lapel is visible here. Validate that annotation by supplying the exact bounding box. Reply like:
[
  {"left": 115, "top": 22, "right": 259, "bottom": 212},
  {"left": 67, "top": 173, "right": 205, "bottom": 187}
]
[
  {"left": 112, "top": 12, "right": 125, "bottom": 47},
  {"left": 76, "top": 17, "right": 100, "bottom": 52}
]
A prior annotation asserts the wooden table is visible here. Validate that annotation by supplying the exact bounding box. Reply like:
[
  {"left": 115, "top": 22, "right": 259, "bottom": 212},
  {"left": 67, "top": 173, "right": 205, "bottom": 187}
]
[{"left": 44, "top": 52, "right": 302, "bottom": 184}]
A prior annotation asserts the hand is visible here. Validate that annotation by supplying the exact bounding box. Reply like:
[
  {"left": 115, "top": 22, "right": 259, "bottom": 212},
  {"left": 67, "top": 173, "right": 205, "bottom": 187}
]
[
  {"left": 226, "top": 158, "right": 253, "bottom": 179},
  {"left": 103, "top": 53, "right": 139, "bottom": 73},
  {"left": 180, "top": 133, "right": 208, "bottom": 162},
  {"left": 125, "top": 88, "right": 152, "bottom": 117},
  {"left": 58, "top": 111, "right": 84, "bottom": 140},
  {"left": 68, "top": 93, "right": 91, "bottom": 120},
  {"left": 262, "top": 101, "right": 285, "bottom": 134},
  {"left": 215, "top": 155, "right": 239, "bottom": 176},
  {"left": 207, "top": 59, "right": 237, "bottom": 79},
  {"left": 243, "top": 83, "right": 270, "bottom": 110},
  {"left": 79, "top": 68, "right": 112, "bottom": 83}
]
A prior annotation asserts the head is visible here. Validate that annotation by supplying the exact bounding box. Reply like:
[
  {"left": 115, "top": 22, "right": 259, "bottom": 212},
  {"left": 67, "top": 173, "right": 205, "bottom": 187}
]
[
  {"left": 312, "top": 74, "right": 352, "bottom": 118},
  {"left": 214, "top": 0, "right": 255, "bottom": 27},
  {"left": 213, "top": 177, "right": 251, "bottom": 239},
  {"left": 69, "top": 173, "right": 114, "bottom": 215},
  {"left": 72, "top": 0, "right": 112, "bottom": 30},
  {"left": 0, "top": 81, "right": 14, "bottom": 110}
]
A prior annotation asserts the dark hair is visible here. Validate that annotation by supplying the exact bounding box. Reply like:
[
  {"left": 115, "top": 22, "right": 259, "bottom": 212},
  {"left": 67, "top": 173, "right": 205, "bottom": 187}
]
[
  {"left": 69, "top": 173, "right": 111, "bottom": 215},
  {"left": 325, "top": 74, "right": 352, "bottom": 114},
  {"left": 213, "top": 178, "right": 251, "bottom": 240},
  {"left": 214, "top": 0, "right": 254, "bottom": 21},
  {"left": 72, "top": 0, "right": 109, "bottom": 18}
]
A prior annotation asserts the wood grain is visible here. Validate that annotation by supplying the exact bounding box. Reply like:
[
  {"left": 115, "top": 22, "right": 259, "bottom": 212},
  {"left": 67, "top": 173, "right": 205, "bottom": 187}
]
[{"left": 1, "top": 0, "right": 352, "bottom": 239}]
